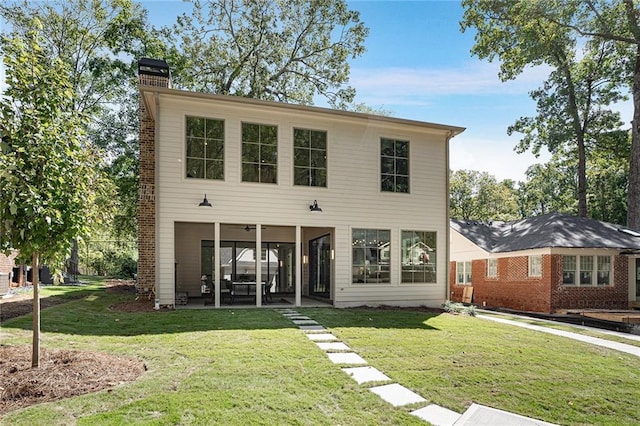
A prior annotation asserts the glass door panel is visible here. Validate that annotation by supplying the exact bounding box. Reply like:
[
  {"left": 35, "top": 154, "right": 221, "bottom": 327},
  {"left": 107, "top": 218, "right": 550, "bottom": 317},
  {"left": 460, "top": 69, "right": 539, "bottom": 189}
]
[{"left": 310, "top": 235, "right": 330, "bottom": 298}]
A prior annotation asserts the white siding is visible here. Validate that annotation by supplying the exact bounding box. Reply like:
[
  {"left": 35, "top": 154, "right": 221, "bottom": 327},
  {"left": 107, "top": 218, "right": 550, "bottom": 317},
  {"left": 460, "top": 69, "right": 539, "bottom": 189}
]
[{"left": 154, "top": 93, "right": 457, "bottom": 307}]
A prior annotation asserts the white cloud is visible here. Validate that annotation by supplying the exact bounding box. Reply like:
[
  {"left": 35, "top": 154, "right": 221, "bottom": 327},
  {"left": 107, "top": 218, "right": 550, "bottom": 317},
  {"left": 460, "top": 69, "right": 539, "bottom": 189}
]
[{"left": 349, "top": 60, "right": 551, "bottom": 105}]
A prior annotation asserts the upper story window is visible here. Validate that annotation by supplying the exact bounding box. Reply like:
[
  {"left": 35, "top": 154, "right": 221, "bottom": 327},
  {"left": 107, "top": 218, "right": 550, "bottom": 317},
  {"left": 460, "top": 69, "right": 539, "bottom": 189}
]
[
  {"left": 242, "top": 122, "right": 277, "bottom": 183},
  {"left": 186, "top": 116, "right": 224, "bottom": 180},
  {"left": 294, "top": 128, "right": 327, "bottom": 187},
  {"left": 487, "top": 258, "right": 498, "bottom": 278},
  {"left": 381, "top": 138, "right": 409, "bottom": 193},
  {"left": 562, "top": 255, "right": 612, "bottom": 286},
  {"left": 352, "top": 229, "right": 390, "bottom": 284},
  {"left": 528, "top": 255, "right": 542, "bottom": 277},
  {"left": 456, "top": 261, "right": 472, "bottom": 285},
  {"left": 401, "top": 230, "right": 436, "bottom": 283}
]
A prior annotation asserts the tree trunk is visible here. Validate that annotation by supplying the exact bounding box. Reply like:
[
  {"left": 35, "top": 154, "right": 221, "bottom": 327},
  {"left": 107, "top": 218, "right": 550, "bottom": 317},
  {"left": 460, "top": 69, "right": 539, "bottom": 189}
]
[
  {"left": 628, "top": 44, "right": 640, "bottom": 230},
  {"left": 32, "top": 252, "right": 40, "bottom": 368}
]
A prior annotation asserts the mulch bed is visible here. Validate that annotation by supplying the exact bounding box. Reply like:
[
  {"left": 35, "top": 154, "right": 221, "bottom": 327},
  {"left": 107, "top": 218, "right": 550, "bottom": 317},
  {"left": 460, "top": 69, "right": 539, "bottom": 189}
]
[{"left": 0, "top": 345, "right": 146, "bottom": 415}]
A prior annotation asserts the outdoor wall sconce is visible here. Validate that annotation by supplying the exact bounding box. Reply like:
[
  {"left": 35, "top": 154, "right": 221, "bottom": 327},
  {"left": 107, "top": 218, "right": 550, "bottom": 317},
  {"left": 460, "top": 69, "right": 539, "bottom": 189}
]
[
  {"left": 198, "top": 194, "right": 212, "bottom": 207},
  {"left": 309, "top": 200, "right": 322, "bottom": 212}
]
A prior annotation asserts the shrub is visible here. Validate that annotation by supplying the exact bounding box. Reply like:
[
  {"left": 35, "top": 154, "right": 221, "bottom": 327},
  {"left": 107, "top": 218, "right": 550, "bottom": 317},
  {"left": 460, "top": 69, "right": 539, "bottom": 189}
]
[{"left": 442, "top": 300, "right": 477, "bottom": 316}]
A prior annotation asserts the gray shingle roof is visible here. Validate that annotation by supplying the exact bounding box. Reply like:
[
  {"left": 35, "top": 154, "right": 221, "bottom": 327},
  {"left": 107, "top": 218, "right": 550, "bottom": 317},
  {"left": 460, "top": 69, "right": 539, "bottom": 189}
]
[{"left": 451, "top": 212, "right": 640, "bottom": 253}]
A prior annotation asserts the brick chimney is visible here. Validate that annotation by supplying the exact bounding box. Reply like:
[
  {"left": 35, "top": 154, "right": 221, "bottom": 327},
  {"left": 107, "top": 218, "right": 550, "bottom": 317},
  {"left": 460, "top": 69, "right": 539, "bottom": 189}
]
[{"left": 137, "top": 58, "right": 170, "bottom": 300}]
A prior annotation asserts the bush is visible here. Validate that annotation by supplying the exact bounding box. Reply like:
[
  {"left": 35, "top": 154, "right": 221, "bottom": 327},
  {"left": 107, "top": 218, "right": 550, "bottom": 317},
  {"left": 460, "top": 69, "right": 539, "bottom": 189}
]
[{"left": 442, "top": 300, "right": 477, "bottom": 316}]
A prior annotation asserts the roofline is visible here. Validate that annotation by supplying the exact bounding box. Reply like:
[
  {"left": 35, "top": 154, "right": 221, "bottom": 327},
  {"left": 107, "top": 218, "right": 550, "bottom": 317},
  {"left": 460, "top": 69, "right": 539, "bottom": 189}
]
[{"left": 139, "top": 86, "right": 466, "bottom": 137}]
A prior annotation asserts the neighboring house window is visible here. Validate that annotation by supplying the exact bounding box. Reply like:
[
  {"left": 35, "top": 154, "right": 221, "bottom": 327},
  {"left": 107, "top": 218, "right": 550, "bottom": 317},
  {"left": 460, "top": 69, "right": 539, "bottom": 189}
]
[
  {"left": 401, "top": 230, "right": 436, "bottom": 283},
  {"left": 242, "top": 122, "right": 277, "bottom": 183},
  {"left": 381, "top": 138, "right": 409, "bottom": 193},
  {"left": 456, "top": 261, "right": 472, "bottom": 285},
  {"left": 562, "top": 255, "right": 612, "bottom": 286},
  {"left": 487, "top": 258, "right": 497, "bottom": 278},
  {"left": 186, "top": 116, "right": 224, "bottom": 179},
  {"left": 563, "top": 255, "right": 576, "bottom": 285},
  {"left": 293, "top": 128, "right": 327, "bottom": 187},
  {"left": 529, "top": 255, "right": 542, "bottom": 277},
  {"left": 580, "top": 256, "right": 593, "bottom": 285},
  {"left": 352, "top": 229, "right": 390, "bottom": 284}
]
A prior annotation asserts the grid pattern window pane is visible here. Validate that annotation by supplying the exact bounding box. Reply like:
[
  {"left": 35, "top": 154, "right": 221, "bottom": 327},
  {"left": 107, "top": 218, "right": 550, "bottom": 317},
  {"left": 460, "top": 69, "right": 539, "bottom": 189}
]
[
  {"left": 580, "top": 256, "right": 593, "bottom": 285},
  {"left": 242, "top": 123, "right": 277, "bottom": 183},
  {"left": 293, "top": 128, "right": 327, "bottom": 187},
  {"left": 352, "top": 229, "right": 390, "bottom": 284},
  {"left": 456, "top": 262, "right": 465, "bottom": 284},
  {"left": 487, "top": 258, "right": 497, "bottom": 277},
  {"left": 529, "top": 255, "right": 542, "bottom": 277},
  {"left": 562, "top": 255, "right": 576, "bottom": 285},
  {"left": 401, "top": 231, "right": 436, "bottom": 283},
  {"left": 465, "top": 261, "right": 472, "bottom": 283},
  {"left": 597, "top": 256, "right": 611, "bottom": 286},
  {"left": 380, "top": 138, "right": 409, "bottom": 193},
  {"left": 186, "top": 116, "right": 224, "bottom": 179}
]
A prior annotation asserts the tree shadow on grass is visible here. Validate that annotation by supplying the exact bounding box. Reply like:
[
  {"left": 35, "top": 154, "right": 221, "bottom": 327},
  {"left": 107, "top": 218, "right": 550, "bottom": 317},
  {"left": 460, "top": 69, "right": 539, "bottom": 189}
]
[{"left": 2, "top": 290, "right": 443, "bottom": 337}]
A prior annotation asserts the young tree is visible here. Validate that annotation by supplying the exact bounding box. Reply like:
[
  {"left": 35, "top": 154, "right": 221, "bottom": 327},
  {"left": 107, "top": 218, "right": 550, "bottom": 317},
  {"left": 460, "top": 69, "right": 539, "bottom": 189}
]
[
  {"left": 159, "top": 0, "right": 369, "bottom": 108},
  {"left": 0, "top": 26, "right": 103, "bottom": 367}
]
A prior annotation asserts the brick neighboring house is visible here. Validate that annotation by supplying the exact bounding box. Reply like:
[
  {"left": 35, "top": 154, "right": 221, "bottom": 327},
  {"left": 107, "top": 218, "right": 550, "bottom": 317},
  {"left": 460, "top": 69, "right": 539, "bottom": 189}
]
[
  {"left": 449, "top": 212, "right": 640, "bottom": 313},
  {"left": 0, "top": 251, "right": 19, "bottom": 294},
  {"left": 137, "top": 58, "right": 465, "bottom": 308}
]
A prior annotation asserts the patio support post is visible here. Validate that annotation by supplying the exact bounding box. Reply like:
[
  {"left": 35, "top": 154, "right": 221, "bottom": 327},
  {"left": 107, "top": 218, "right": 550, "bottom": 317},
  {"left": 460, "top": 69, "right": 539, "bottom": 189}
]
[
  {"left": 214, "top": 222, "right": 220, "bottom": 308},
  {"left": 295, "top": 226, "right": 302, "bottom": 307},
  {"left": 256, "top": 224, "right": 262, "bottom": 307}
]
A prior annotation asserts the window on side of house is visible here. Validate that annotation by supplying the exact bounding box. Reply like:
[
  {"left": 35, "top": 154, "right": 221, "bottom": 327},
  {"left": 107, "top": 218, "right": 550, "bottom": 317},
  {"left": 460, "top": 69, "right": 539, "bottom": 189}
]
[
  {"left": 487, "top": 258, "right": 497, "bottom": 278},
  {"left": 528, "top": 255, "right": 542, "bottom": 277},
  {"left": 242, "top": 122, "right": 277, "bottom": 183},
  {"left": 561, "top": 255, "right": 613, "bottom": 286},
  {"left": 401, "top": 230, "right": 436, "bottom": 283},
  {"left": 562, "top": 255, "right": 576, "bottom": 285},
  {"left": 380, "top": 138, "right": 409, "bottom": 193},
  {"left": 186, "top": 116, "right": 224, "bottom": 180},
  {"left": 456, "top": 261, "right": 472, "bottom": 285},
  {"left": 580, "top": 256, "right": 593, "bottom": 285},
  {"left": 293, "top": 128, "right": 327, "bottom": 187},
  {"left": 352, "top": 229, "right": 390, "bottom": 284}
]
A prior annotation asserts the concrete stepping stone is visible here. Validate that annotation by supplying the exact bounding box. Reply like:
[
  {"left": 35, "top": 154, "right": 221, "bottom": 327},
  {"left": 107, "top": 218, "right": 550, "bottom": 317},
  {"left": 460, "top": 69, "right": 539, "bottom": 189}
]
[
  {"left": 455, "top": 403, "right": 558, "bottom": 426},
  {"left": 305, "top": 333, "right": 338, "bottom": 341},
  {"left": 326, "top": 352, "right": 367, "bottom": 365},
  {"left": 411, "top": 404, "right": 461, "bottom": 426},
  {"left": 293, "top": 319, "right": 318, "bottom": 325},
  {"left": 342, "top": 366, "right": 391, "bottom": 384},
  {"left": 369, "top": 383, "right": 426, "bottom": 407},
  {"left": 288, "top": 316, "right": 312, "bottom": 320},
  {"left": 299, "top": 325, "right": 326, "bottom": 332},
  {"left": 315, "top": 342, "right": 350, "bottom": 351}
]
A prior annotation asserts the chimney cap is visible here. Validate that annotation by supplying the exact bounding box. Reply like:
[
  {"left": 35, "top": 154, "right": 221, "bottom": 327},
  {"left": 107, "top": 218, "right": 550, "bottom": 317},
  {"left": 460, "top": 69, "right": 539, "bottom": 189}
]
[{"left": 138, "top": 58, "right": 170, "bottom": 78}]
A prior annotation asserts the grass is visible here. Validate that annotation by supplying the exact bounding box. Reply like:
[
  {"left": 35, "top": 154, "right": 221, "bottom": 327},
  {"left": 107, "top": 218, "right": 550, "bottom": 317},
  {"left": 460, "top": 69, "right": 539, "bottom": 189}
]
[{"left": 2, "top": 284, "right": 640, "bottom": 425}]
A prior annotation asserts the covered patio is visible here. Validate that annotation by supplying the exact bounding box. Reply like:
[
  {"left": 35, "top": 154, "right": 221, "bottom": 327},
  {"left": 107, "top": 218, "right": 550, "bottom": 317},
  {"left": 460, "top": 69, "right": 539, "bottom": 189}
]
[{"left": 174, "top": 222, "right": 334, "bottom": 308}]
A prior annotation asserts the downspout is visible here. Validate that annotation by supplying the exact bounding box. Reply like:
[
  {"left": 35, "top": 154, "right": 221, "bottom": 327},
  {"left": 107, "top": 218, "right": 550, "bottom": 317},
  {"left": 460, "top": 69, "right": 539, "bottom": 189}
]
[
  {"left": 154, "top": 92, "right": 161, "bottom": 306},
  {"left": 445, "top": 130, "right": 453, "bottom": 304}
]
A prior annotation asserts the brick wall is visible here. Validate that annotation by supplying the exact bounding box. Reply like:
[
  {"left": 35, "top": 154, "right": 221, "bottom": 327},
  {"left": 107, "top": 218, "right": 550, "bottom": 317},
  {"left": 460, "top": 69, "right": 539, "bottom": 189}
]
[
  {"left": 450, "top": 254, "right": 630, "bottom": 313},
  {"left": 137, "top": 72, "right": 171, "bottom": 296},
  {"left": 0, "top": 251, "right": 18, "bottom": 275}
]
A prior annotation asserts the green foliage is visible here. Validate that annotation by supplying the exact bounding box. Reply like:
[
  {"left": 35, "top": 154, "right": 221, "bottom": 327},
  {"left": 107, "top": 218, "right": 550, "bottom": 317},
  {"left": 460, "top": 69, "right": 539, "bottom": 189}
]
[
  {"left": 450, "top": 169, "right": 520, "bottom": 221},
  {"left": 158, "top": 0, "right": 369, "bottom": 109},
  {"left": 442, "top": 300, "right": 477, "bottom": 316},
  {"left": 0, "top": 27, "right": 103, "bottom": 267}
]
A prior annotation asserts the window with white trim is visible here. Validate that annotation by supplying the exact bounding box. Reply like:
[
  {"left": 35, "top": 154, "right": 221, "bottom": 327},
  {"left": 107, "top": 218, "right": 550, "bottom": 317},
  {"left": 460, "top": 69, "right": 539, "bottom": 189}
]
[
  {"left": 528, "top": 255, "right": 542, "bottom": 277},
  {"left": 487, "top": 258, "right": 497, "bottom": 278},
  {"left": 562, "top": 255, "right": 612, "bottom": 286},
  {"left": 456, "top": 261, "right": 472, "bottom": 285}
]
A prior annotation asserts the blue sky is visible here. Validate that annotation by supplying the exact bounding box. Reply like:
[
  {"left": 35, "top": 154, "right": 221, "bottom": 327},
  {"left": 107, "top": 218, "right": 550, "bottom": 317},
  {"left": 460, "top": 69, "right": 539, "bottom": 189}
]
[{"left": 140, "top": 0, "right": 553, "bottom": 182}]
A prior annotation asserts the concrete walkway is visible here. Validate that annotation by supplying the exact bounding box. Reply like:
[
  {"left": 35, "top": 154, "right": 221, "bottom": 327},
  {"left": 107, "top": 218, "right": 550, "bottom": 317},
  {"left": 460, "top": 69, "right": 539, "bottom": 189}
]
[
  {"left": 276, "top": 308, "right": 559, "bottom": 426},
  {"left": 477, "top": 313, "right": 640, "bottom": 358}
]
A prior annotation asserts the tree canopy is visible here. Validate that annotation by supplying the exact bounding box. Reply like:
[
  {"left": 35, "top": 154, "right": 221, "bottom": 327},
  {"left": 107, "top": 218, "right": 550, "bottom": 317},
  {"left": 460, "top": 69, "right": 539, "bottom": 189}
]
[{"left": 157, "top": 0, "right": 369, "bottom": 108}]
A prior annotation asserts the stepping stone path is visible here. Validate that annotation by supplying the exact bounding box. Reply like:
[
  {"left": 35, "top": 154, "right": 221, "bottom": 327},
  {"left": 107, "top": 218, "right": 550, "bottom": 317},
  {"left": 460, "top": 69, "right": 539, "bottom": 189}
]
[{"left": 275, "top": 308, "right": 557, "bottom": 426}]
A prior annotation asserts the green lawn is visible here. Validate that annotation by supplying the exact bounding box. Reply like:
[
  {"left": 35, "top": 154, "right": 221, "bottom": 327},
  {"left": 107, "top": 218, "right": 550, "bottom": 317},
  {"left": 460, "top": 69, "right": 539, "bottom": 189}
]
[{"left": 2, "top": 285, "right": 639, "bottom": 425}]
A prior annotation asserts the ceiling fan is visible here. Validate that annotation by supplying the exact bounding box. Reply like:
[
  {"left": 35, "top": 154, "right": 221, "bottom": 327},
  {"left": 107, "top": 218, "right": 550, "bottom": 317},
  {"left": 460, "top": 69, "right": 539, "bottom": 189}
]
[{"left": 242, "top": 225, "right": 267, "bottom": 232}]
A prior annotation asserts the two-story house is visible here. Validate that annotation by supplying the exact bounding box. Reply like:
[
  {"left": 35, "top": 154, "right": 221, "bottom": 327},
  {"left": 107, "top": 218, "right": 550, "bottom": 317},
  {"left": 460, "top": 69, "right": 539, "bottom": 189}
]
[{"left": 137, "top": 58, "right": 464, "bottom": 308}]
